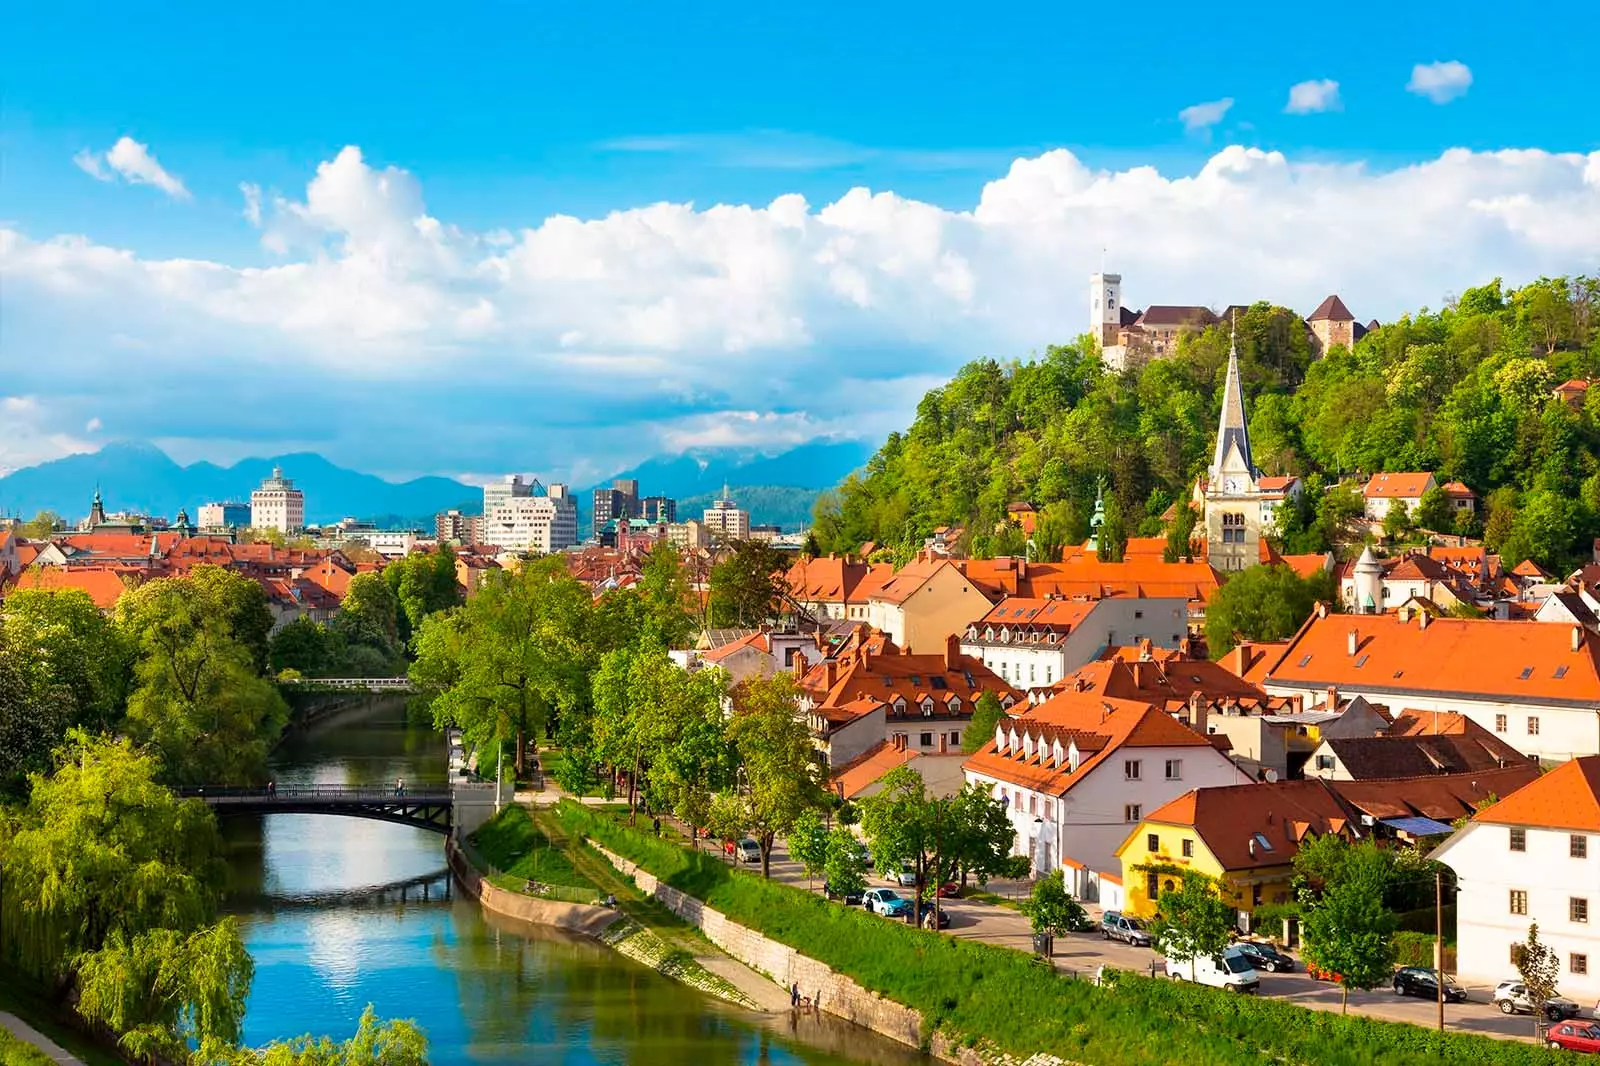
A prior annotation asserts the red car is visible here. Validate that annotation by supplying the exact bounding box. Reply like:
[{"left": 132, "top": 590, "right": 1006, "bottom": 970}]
[
  {"left": 1548, "top": 1022, "right": 1600, "bottom": 1054},
  {"left": 935, "top": 881, "right": 960, "bottom": 898}
]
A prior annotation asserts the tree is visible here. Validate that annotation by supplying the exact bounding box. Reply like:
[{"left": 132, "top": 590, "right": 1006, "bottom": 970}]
[
  {"left": 1095, "top": 492, "right": 1127, "bottom": 562},
  {"left": 410, "top": 559, "right": 589, "bottom": 778},
  {"left": 944, "top": 781, "right": 1022, "bottom": 887},
  {"left": 186, "top": 565, "right": 275, "bottom": 676},
  {"left": 118, "top": 572, "right": 290, "bottom": 785},
  {"left": 1021, "top": 869, "right": 1090, "bottom": 936},
  {"left": 195, "top": 1005, "right": 429, "bottom": 1066},
  {"left": 708, "top": 540, "right": 789, "bottom": 627},
  {"left": 1296, "top": 839, "right": 1400, "bottom": 1013},
  {"left": 269, "top": 617, "right": 335, "bottom": 677},
  {"left": 962, "top": 691, "right": 1007, "bottom": 754},
  {"left": 1381, "top": 500, "right": 1413, "bottom": 541},
  {"left": 383, "top": 546, "right": 461, "bottom": 648},
  {"left": 0, "top": 632, "right": 74, "bottom": 792},
  {"left": 1148, "top": 871, "right": 1235, "bottom": 964},
  {"left": 1, "top": 587, "right": 132, "bottom": 732},
  {"left": 724, "top": 674, "right": 829, "bottom": 878},
  {"left": 636, "top": 543, "right": 695, "bottom": 650},
  {"left": 1163, "top": 502, "right": 1197, "bottom": 563},
  {"left": 1513, "top": 921, "right": 1562, "bottom": 1039},
  {"left": 1204, "top": 564, "right": 1323, "bottom": 658},
  {"left": 822, "top": 826, "right": 868, "bottom": 901},
  {"left": 789, "top": 808, "right": 830, "bottom": 892},
  {"left": 1413, "top": 486, "right": 1454, "bottom": 533},
  {"left": 335, "top": 573, "right": 404, "bottom": 675},
  {"left": 17, "top": 510, "right": 63, "bottom": 538}
]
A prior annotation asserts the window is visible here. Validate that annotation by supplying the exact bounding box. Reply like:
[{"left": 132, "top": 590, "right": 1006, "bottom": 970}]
[
  {"left": 1574, "top": 955, "right": 1590, "bottom": 976},
  {"left": 1029, "top": 663, "right": 1035, "bottom": 683},
  {"left": 1510, "top": 890, "right": 1528, "bottom": 915},
  {"left": 1165, "top": 759, "right": 1183, "bottom": 780},
  {"left": 1495, "top": 714, "right": 1507, "bottom": 733},
  {"left": 1573, "top": 898, "right": 1590, "bottom": 924},
  {"left": 1556, "top": 665, "right": 1570, "bottom": 679},
  {"left": 1575, "top": 836, "right": 1589, "bottom": 859},
  {"left": 1028, "top": 795, "right": 1037, "bottom": 815},
  {"left": 1529, "top": 717, "right": 1541, "bottom": 736},
  {"left": 1134, "top": 610, "right": 1143, "bottom": 619},
  {"left": 1147, "top": 833, "right": 1160, "bottom": 853},
  {"left": 1044, "top": 800, "right": 1053, "bottom": 819},
  {"left": 1519, "top": 666, "right": 1535, "bottom": 680},
  {"left": 949, "top": 732, "right": 961, "bottom": 746},
  {"left": 919, "top": 732, "right": 933, "bottom": 747},
  {"left": 1315, "top": 754, "right": 1335, "bottom": 771},
  {"left": 1182, "top": 839, "right": 1194, "bottom": 858},
  {"left": 1511, "top": 828, "right": 1527, "bottom": 851},
  {"left": 1125, "top": 759, "right": 1142, "bottom": 781},
  {"left": 1147, "top": 871, "right": 1159, "bottom": 901},
  {"left": 1124, "top": 804, "right": 1142, "bottom": 823}
]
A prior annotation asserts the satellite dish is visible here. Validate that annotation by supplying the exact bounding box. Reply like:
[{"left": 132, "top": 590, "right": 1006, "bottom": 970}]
[{"left": 1263, "top": 769, "right": 1279, "bottom": 783}]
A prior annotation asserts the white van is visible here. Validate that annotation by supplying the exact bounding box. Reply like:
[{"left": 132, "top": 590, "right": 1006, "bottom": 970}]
[{"left": 1164, "top": 947, "right": 1260, "bottom": 993}]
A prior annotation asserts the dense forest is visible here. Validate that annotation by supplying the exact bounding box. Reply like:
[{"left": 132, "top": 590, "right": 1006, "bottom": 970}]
[{"left": 813, "top": 275, "right": 1600, "bottom": 572}]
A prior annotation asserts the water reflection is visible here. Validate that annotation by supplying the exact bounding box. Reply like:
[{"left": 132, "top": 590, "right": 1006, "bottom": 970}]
[{"left": 227, "top": 699, "right": 926, "bottom": 1065}]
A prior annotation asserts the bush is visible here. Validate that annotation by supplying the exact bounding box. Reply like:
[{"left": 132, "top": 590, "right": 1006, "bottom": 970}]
[
  {"left": 1392, "top": 931, "right": 1457, "bottom": 971},
  {"left": 556, "top": 801, "right": 1562, "bottom": 1066}
]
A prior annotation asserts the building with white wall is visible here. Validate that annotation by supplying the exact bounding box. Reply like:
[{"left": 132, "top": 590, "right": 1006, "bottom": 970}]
[
  {"left": 198, "top": 501, "right": 250, "bottom": 529},
  {"left": 483, "top": 478, "right": 577, "bottom": 555},
  {"left": 250, "top": 467, "right": 305, "bottom": 533},
  {"left": 1432, "top": 758, "right": 1600, "bottom": 1000},
  {"left": 960, "top": 595, "right": 1188, "bottom": 691},
  {"left": 702, "top": 485, "right": 751, "bottom": 543}
]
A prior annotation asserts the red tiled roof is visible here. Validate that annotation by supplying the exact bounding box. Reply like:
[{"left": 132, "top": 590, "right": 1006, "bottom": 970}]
[
  {"left": 1257, "top": 475, "right": 1300, "bottom": 492},
  {"left": 8, "top": 566, "right": 133, "bottom": 609},
  {"left": 1470, "top": 757, "right": 1600, "bottom": 832},
  {"left": 869, "top": 558, "right": 969, "bottom": 606},
  {"left": 1135, "top": 305, "right": 1217, "bottom": 328},
  {"left": 800, "top": 642, "right": 1015, "bottom": 717},
  {"left": 1363, "top": 472, "right": 1436, "bottom": 499},
  {"left": 976, "top": 597, "right": 1098, "bottom": 629},
  {"left": 1440, "top": 481, "right": 1476, "bottom": 499},
  {"left": 786, "top": 556, "right": 874, "bottom": 604},
  {"left": 1141, "top": 779, "right": 1353, "bottom": 870},
  {"left": 832, "top": 742, "right": 919, "bottom": 799},
  {"left": 1307, "top": 294, "right": 1356, "bottom": 322}
]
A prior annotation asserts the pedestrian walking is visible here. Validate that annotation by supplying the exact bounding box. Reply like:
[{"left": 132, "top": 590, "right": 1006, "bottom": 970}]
[
  {"left": 653, "top": 817, "right": 661, "bottom": 836},
  {"left": 790, "top": 982, "right": 799, "bottom": 1008}
]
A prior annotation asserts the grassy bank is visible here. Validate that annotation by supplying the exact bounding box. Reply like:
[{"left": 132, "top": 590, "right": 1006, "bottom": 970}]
[
  {"left": 0, "top": 972, "right": 123, "bottom": 1066},
  {"left": 0, "top": 1028, "right": 54, "bottom": 1066},
  {"left": 556, "top": 801, "right": 1565, "bottom": 1066},
  {"left": 466, "top": 805, "right": 597, "bottom": 899}
]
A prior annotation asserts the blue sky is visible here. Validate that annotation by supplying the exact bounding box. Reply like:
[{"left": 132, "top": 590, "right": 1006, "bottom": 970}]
[{"left": 3, "top": 3, "right": 1598, "bottom": 483}]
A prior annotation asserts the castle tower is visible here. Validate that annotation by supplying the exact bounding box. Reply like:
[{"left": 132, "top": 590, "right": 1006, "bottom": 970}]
[
  {"left": 1203, "top": 320, "right": 1266, "bottom": 573},
  {"left": 1352, "top": 546, "right": 1384, "bottom": 614},
  {"left": 1090, "top": 273, "right": 1122, "bottom": 346}
]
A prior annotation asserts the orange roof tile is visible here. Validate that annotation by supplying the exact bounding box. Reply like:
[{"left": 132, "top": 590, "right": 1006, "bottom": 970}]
[
  {"left": 1280, "top": 552, "right": 1332, "bottom": 579},
  {"left": 1469, "top": 757, "right": 1600, "bottom": 832},
  {"left": 1141, "top": 779, "right": 1352, "bottom": 870},
  {"left": 1363, "top": 472, "right": 1435, "bottom": 499},
  {"left": 832, "top": 742, "right": 919, "bottom": 799},
  {"left": 8, "top": 566, "right": 133, "bottom": 609},
  {"left": 869, "top": 558, "right": 967, "bottom": 605},
  {"left": 976, "top": 597, "right": 1099, "bottom": 629}
]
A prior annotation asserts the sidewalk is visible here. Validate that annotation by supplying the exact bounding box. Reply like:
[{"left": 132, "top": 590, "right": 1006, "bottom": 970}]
[{"left": 0, "top": 1012, "right": 83, "bottom": 1065}]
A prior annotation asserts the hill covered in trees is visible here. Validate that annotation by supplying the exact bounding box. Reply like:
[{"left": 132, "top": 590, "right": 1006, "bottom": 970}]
[{"left": 812, "top": 275, "right": 1600, "bottom": 572}]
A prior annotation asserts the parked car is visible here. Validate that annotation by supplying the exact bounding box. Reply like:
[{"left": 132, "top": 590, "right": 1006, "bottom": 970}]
[
  {"left": 934, "top": 881, "right": 960, "bottom": 898},
  {"left": 1392, "top": 967, "right": 1468, "bottom": 1003},
  {"left": 1547, "top": 1021, "right": 1600, "bottom": 1054},
  {"left": 921, "top": 907, "right": 952, "bottom": 929},
  {"left": 862, "top": 888, "right": 913, "bottom": 918},
  {"left": 1231, "top": 940, "right": 1296, "bottom": 973},
  {"left": 1164, "top": 948, "right": 1259, "bottom": 993},
  {"left": 823, "top": 881, "right": 863, "bottom": 906},
  {"left": 1494, "top": 981, "right": 1581, "bottom": 1021},
  {"left": 1100, "top": 911, "right": 1152, "bottom": 947},
  {"left": 736, "top": 839, "right": 761, "bottom": 864},
  {"left": 887, "top": 862, "right": 918, "bottom": 887}
]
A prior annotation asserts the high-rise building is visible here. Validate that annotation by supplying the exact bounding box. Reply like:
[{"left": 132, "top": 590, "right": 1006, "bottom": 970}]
[
  {"left": 435, "top": 509, "right": 485, "bottom": 546},
  {"left": 250, "top": 466, "right": 306, "bottom": 533},
  {"left": 484, "top": 479, "right": 578, "bottom": 555},
  {"left": 702, "top": 484, "right": 750, "bottom": 542},
  {"left": 592, "top": 479, "right": 642, "bottom": 528},
  {"left": 197, "top": 501, "right": 250, "bottom": 529},
  {"left": 639, "top": 495, "right": 676, "bottom": 524}
]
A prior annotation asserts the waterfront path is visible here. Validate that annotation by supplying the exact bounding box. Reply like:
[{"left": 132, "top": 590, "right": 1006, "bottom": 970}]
[{"left": 0, "top": 1012, "right": 85, "bottom": 1065}]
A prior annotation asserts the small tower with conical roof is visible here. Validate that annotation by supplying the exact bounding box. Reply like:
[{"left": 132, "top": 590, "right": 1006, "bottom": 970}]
[
  {"left": 1352, "top": 545, "right": 1384, "bottom": 615},
  {"left": 1203, "top": 315, "right": 1268, "bottom": 573}
]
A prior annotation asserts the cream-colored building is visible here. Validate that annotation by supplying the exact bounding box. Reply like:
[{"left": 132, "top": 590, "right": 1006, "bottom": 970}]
[
  {"left": 866, "top": 556, "right": 990, "bottom": 655},
  {"left": 484, "top": 481, "right": 577, "bottom": 555},
  {"left": 250, "top": 466, "right": 305, "bottom": 533},
  {"left": 702, "top": 485, "right": 750, "bottom": 542},
  {"left": 668, "top": 519, "right": 710, "bottom": 551}
]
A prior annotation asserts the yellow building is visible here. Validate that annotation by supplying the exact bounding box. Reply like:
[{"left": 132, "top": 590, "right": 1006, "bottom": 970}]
[{"left": 1115, "top": 779, "right": 1355, "bottom": 920}]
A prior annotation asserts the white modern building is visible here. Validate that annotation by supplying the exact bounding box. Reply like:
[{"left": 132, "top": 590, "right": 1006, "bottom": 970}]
[
  {"left": 250, "top": 466, "right": 305, "bottom": 533},
  {"left": 197, "top": 501, "right": 250, "bottom": 529},
  {"left": 702, "top": 485, "right": 750, "bottom": 542},
  {"left": 960, "top": 595, "right": 1188, "bottom": 690},
  {"left": 1432, "top": 758, "right": 1600, "bottom": 1001},
  {"left": 484, "top": 478, "right": 577, "bottom": 555}
]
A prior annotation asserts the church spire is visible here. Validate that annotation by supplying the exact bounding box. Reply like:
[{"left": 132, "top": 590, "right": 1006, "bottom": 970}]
[{"left": 1209, "top": 313, "right": 1257, "bottom": 484}]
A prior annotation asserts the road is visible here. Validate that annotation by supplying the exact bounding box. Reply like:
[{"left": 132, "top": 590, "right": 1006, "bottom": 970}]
[{"left": 722, "top": 835, "right": 1564, "bottom": 1045}]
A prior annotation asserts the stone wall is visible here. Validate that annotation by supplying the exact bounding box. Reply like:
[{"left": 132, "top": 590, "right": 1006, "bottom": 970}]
[{"left": 446, "top": 838, "right": 620, "bottom": 938}]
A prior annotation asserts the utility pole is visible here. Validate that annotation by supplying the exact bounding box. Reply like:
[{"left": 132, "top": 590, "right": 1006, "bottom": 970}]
[
  {"left": 496, "top": 744, "right": 504, "bottom": 814},
  {"left": 1435, "top": 869, "right": 1445, "bottom": 1032}
]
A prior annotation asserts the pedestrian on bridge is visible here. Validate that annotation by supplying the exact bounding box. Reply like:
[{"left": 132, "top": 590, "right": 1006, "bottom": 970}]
[
  {"left": 267, "top": 780, "right": 276, "bottom": 797},
  {"left": 395, "top": 778, "right": 405, "bottom": 797}
]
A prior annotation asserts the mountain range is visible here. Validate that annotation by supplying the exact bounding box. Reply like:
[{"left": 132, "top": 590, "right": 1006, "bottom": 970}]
[{"left": 0, "top": 439, "right": 873, "bottom": 530}]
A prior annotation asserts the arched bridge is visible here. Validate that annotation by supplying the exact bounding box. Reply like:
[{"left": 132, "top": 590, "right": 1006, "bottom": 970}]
[
  {"left": 279, "top": 677, "right": 415, "bottom": 692},
  {"left": 179, "top": 784, "right": 453, "bottom": 834}
]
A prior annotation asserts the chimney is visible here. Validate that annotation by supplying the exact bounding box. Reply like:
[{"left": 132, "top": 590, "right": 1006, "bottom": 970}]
[
  {"left": 1575, "top": 625, "right": 1584, "bottom": 653},
  {"left": 1418, "top": 611, "right": 1430, "bottom": 631},
  {"left": 1017, "top": 557, "right": 1027, "bottom": 581},
  {"left": 1138, "top": 637, "right": 1154, "bottom": 662},
  {"left": 1326, "top": 685, "right": 1339, "bottom": 710},
  {"left": 823, "top": 660, "right": 838, "bottom": 690},
  {"left": 1189, "top": 691, "right": 1208, "bottom": 737},
  {"left": 1317, "top": 602, "right": 1329, "bottom": 619},
  {"left": 945, "top": 632, "right": 960, "bottom": 671},
  {"left": 1346, "top": 628, "right": 1359, "bottom": 656}
]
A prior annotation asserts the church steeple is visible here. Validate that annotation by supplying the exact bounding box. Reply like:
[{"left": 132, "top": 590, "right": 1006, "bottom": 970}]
[
  {"left": 88, "top": 486, "right": 107, "bottom": 528},
  {"left": 1208, "top": 316, "right": 1258, "bottom": 486}
]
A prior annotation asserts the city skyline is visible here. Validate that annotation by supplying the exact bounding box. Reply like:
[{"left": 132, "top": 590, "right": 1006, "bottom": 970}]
[{"left": 4, "top": 3, "right": 1598, "bottom": 482}]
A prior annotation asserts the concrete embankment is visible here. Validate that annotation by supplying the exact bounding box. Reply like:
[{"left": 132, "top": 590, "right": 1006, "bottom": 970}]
[{"left": 585, "top": 843, "right": 1076, "bottom": 1066}]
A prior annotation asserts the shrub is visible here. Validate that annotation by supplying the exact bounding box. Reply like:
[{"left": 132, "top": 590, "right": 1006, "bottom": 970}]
[{"left": 556, "top": 801, "right": 1561, "bottom": 1066}]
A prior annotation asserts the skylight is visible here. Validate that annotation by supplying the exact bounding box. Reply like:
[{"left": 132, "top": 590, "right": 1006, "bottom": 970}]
[
  {"left": 1355, "top": 655, "right": 1369, "bottom": 668},
  {"left": 1519, "top": 667, "right": 1535, "bottom": 680},
  {"left": 1297, "top": 654, "right": 1312, "bottom": 668},
  {"left": 1253, "top": 833, "right": 1275, "bottom": 851},
  {"left": 931, "top": 677, "right": 948, "bottom": 690},
  {"left": 1556, "top": 665, "right": 1570, "bottom": 679}
]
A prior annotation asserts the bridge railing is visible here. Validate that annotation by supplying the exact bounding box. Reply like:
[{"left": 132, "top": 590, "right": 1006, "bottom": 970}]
[
  {"left": 176, "top": 784, "right": 452, "bottom": 802},
  {"left": 278, "top": 677, "right": 415, "bottom": 690}
]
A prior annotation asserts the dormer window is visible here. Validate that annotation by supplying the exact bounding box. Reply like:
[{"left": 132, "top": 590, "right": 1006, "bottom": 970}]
[
  {"left": 892, "top": 698, "right": 907, "bottom": 716},
  {"left": 921, "top": 698, "right": 935, "bottom": 717},
  {"left": 995, "top": 724, "right": 1008, "bottom": 753}
]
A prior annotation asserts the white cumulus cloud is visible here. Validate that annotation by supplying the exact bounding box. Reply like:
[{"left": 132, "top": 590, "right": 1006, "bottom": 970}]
[
  {"left": 73, "top": 136, "right": 190, "bottom": 200},
  {"left": 1178, "top": 98, "right": 1234, "bottom": 133},
  {"left": 5, "top": 142, "right": 1600, "bottom": 478},
  {"left": 1408, "top": 61, "right": 1473, "bottom": 104},
  {"left": 1285, "top": 80, "right": 1342, "bottom": 114}
]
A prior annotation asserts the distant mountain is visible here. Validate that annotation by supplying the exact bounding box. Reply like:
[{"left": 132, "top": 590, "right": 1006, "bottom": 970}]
[
  {"left": 0, "top": 442, "right": 481, "bottom": 526},
  {"left": 588, "top": 440, "right": 872, "bottom": 500}
]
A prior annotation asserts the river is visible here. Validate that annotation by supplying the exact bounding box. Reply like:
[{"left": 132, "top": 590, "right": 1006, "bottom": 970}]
[{"left": 224, "top": 698, "right": 927, "bottom": 1065}]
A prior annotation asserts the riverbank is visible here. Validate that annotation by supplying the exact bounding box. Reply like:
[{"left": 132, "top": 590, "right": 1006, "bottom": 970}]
[
  {"left": 451, "top": 806, "right": 790, "bottom": 1013},
  {"left": 556, "top": 801, "right": 1566, "bottom": 1066}
]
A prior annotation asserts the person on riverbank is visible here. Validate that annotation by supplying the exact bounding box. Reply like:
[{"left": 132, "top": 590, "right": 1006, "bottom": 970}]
[{"left": 790, "top": 983, "right": 799, "bottom": 1008}]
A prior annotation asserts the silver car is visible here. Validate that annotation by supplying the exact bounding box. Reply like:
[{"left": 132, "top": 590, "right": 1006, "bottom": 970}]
[{"left": 1494, "top": 981, "right": 1580, "bottom": 1021}]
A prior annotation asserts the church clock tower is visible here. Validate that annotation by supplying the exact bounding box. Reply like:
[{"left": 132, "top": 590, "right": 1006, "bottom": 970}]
[{"left": 1203, "top": 323, "right": 1266, "bottom": 572}]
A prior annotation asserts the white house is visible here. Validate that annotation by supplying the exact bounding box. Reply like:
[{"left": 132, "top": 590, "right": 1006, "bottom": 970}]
[
  {"left": 1260, "top": 607, "right": 1600, "bottom": 763},
  {"left": 1432, "top": 758, "right": 1600, "bottom": 1000},
  {"left": 962, "top": 690, "right": 1248, "bottom": 901},
  {"left": 959, "top": 595, "right": 1188, "bottom": 692},
  {"left": 1362, "top": 472, "right": 1437, "bottom": 522}
]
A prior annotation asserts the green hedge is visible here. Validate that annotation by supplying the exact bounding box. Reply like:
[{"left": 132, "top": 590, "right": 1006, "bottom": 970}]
[
  {"left": 556, "top": 801, "right": 1568, "bottom": 1066},
  {"left": 1393, "top": 931, "right": 1457, "bottom": 971}
]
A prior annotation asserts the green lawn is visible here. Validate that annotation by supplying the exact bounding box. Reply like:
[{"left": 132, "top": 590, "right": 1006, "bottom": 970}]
[
  {"left": 0, "top": 972, "right": 123, "bottom": 1066},
  {"left": 467, "top": 805, "right": 594, "bottom": 892},
  {"left": 0, "top": 1028, "right": 53, "bottom": 1066},
  {"left": 556, "top": 801, "right": 1567, "bottom": 1066}
]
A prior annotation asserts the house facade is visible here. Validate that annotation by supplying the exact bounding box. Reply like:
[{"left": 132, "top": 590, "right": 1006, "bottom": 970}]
[
  {"left": 1363, "top": 472, "right": 1438, "bottom": 522},
  {"left": 866, "top": 557, "right": 991, "bottom": 654},
  {"left": 1432, "top": 758, "right": 1600, "bottom": 1001},
  {"left": 959, "top": 595, "right": 1188, "bottom": 691}
]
